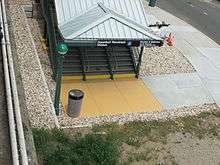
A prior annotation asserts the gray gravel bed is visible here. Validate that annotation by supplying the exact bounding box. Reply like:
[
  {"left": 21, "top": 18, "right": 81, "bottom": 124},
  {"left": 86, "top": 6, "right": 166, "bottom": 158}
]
[
  {"left": 27, "top": 18, "right": 56, "bottom": 101},
  {"left": 140, "top": 46, "right": 196, "bottom": 77},
  {"left": 7, "top": 5, "right": 58, "bottom": 128},
  {"left": 8, "top": 0, "right": 32, "bottom": 5},
  {"left": 59, "top": 104, "right": 219, "bottom": 128}
]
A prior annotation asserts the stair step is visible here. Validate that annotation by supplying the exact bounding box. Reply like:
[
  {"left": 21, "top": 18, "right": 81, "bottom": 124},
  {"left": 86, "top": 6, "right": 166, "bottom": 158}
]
[
  {"left": 63, "top": 70, "right": 82, "bottom": 73},
  {"left": 63, "top": 66, "right": 82, "bottom": 69},
  {"left": 84, "top": 60, "right": 108, "bottom": 62},
  {"left": 62, "top": 46, "right": 136, "bottom": 77},
  {"left": 84, "top": 64, "right": 109, "bottom": 67},
  {"left": 113, "top": 63, "right": 134, "bottom": 67},
  {"left": 84, "top": 56, "right": 107, "bottom": 59},
  {"left": 114, "top": 68, "right": 135, "bottom": 71},
  {"left": 85, "top": 66, "right": 109, "bottom": 70},
  {"left": 63, "top": 60, "right": 81, "bottom": 63},
  {"left": 112, "top": 59, "right": 132, "bottom": 62},
  {"left": 64, "top": 56, "right": 80, "bottom": 59},
  {"left": 63, "top": 64, "right": 81, "bottom": 67},
  {"left": 111, "top": 53, "right": 131, "bottom": 56},
  {"left": 113, "top": 67, "right": 134, "bottom": 71}
]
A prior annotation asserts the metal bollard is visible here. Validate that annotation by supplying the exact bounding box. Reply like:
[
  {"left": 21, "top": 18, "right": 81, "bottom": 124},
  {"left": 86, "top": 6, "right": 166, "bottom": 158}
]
[
  {"left": 149, "top": 0, "right": 157, "bottom": 7},
  {"left": 67, "top": 89, "right": 84, "bottom": 118}
]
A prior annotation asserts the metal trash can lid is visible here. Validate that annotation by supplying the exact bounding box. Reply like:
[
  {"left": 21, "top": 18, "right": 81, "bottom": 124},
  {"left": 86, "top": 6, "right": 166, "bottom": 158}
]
[{"left": 69, "top": 89, "right": 84, "bottom": 100}]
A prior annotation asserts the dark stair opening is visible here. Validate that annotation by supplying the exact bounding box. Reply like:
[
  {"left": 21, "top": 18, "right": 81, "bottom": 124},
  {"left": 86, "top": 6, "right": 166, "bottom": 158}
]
[{"left": 62, "top": 47, "right": 137, "bottom": 79}]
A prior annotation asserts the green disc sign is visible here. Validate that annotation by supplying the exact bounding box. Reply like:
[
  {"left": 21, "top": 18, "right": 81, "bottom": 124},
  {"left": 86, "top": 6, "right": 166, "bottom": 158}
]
[{"left": 57, "top": 43, "right": 68, "bottom": 55}]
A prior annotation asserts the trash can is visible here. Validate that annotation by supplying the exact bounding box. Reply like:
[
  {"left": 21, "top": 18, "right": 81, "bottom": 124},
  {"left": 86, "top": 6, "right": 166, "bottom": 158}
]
[
  {"left": 67, "top": 89, "right": 84, "bottom": 118},
  {"left": 149, "top": 0, "right": 157, "bottom": 7}
]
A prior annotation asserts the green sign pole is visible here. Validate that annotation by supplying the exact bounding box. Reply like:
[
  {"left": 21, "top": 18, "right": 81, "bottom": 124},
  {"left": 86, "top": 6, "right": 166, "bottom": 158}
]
[{"left": 54, "top": 43, "right": 68, "bottom": 116}]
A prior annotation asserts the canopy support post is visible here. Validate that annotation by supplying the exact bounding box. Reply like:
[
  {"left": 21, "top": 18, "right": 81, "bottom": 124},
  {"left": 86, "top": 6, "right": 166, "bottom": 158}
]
[
  {"left": 135, "top": 46, "right": 144, "bottom": 78},
  {"left": 105, "top": 48, "right": 114, "bottom": 80}
]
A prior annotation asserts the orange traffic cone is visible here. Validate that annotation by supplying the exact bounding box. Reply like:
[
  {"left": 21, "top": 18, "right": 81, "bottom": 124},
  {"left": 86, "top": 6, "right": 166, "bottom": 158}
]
[{"left": 166, "top": 33, "right": 174, "bottom": 46}]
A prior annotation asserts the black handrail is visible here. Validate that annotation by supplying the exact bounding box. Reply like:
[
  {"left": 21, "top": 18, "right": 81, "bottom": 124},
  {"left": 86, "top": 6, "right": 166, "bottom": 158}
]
[{"left": 105, "top": 48, "right": 114, "bottom": 80}]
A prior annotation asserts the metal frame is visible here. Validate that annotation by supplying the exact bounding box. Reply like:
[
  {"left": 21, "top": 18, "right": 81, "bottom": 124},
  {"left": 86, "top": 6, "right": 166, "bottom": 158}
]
[
  {"left": 77, "top": 48, "right": 87, "bottom": 81},
  {"left": 129, "top": 47, "right": 138, "bottom": 77},
  {"left": 42, "top": 0, "right": 57, "bottom": 77},
  {"left": 135, "top": 46, "right": 145, "bottom": 78},
  {"left": 105, "top": 48, "right": 114, "bottom": 80}
]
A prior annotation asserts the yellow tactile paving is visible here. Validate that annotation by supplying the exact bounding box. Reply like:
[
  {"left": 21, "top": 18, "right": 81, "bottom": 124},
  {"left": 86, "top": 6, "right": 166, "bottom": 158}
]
[
  {"left": 62, "top": 73, "right": 136, "bottom": 81},
  {"left": 61, "top": 78, "right": 163, "bottom": 118},
  {"left": 115, "top": 79, "right": 162, "bottom": 112}
]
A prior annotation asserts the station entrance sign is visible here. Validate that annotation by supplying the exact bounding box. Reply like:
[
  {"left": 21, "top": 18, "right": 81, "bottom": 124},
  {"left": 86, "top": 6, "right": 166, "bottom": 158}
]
[
  {"left": 96, "top": 40, "right": 140, "bottom": 47},
  {"left": 140, "top": 40, "right": 163, "bottom": 47},
  {"left": 96, "top": 40, "right": 163, "bottom": 47}
]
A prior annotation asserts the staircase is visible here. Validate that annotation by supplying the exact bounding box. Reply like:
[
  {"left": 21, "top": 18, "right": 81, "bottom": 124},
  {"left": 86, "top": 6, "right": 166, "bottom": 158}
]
[
  {"left": 109, "top": 47, "right": 137, "bottom": 74},
  {"left": 63, "top": 48, "right": 82, "bottom": 76},
  {"left": 63, "top": 47, "right": 137, "bottom": 80}
]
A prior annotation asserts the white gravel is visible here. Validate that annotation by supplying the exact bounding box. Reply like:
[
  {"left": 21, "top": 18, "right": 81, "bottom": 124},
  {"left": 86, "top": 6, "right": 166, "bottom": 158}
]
[
  {"left": 8, "top": 0, "right": 32, "bottom": 5},
  {"left": 7, "top": 5, "right": 58, "bottom": 128},
  {"left": 27, "top": 19, "right": 56, "bottom": 101},
  {"left": 59, "top": 104, "right": 219, "bottom": 128},
  {"left": 140, "top": 46, "right": 195, "bottom": 77}
]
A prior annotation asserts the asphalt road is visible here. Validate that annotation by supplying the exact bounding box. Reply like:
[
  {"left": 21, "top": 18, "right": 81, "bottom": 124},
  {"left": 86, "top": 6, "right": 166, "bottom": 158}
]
[{"left": 157, "top": 0, "right": 220, "bottom": 45}]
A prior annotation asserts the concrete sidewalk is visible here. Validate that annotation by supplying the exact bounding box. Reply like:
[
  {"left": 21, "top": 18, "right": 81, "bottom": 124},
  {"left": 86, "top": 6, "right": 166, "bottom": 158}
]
[
  {"left": 142, "top": 73, "right": 214, "bottom": 109},
  {"left": 143, "top": 2, "right": 220, "bottom": 107}
]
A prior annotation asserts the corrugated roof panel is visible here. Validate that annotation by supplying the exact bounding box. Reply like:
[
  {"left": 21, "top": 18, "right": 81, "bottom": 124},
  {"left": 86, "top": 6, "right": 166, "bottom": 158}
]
[
  {"left": 60, "top": 5, "right": 109, "bottom": 38},
  {"left": 117, "top": 21, "right": 126, "bottom": 38},
  {"left": 113, "top": 21, "right": 121, "bottom": 38},
  {"left": 97, "top": 23, "right": 107, "bottom": 38},
  {"left": 55, "top": 0, "right": 64, "bottom": 23},
  {"left": 92, "top": 26, "right": 100, "bottom": 38},
  {"left": 54, "top": 0, "right": 160, "bottom": 41},
  {"left": 76, "top": 20, "right": 154, "bottom": 40},
  {"left": 55, "top": 0, "right": 149, "bottom": 25},
  {"left": 106, "top": 19, "right": 114, "bottom": 38}
]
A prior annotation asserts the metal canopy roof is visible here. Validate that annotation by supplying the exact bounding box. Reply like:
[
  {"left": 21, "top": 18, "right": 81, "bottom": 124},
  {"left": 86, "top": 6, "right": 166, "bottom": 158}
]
[{"left": 54, "top": 0, "right": 162, "bottom": 42}]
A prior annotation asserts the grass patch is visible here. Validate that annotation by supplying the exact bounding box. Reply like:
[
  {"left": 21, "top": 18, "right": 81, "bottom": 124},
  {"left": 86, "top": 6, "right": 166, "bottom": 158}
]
[
  {"left": 33, "top": 110, "right": 220, "bottom": 164},
  {"left": 33, "top": 129, "right": 119, "bottom": 165},
  {"left": 127, "top": 149, "right": 151, "bottom": 162}
]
